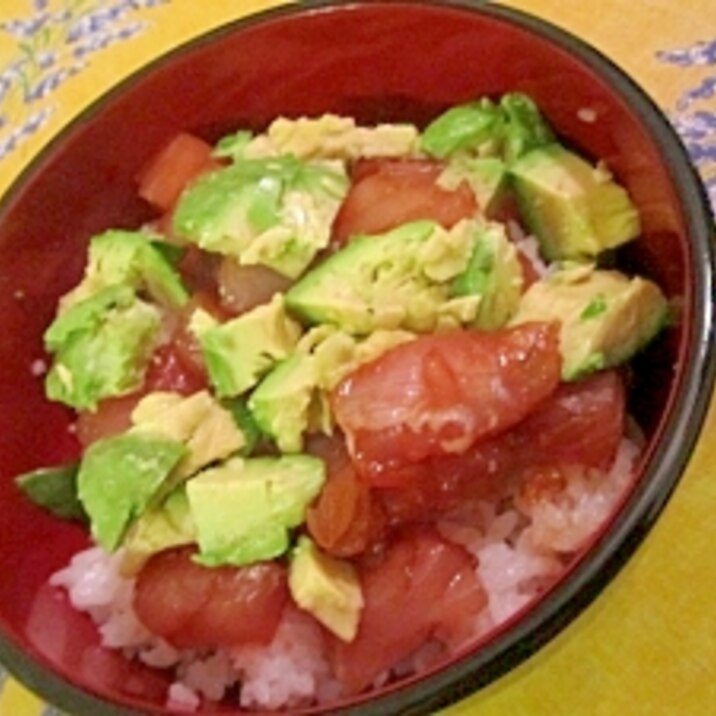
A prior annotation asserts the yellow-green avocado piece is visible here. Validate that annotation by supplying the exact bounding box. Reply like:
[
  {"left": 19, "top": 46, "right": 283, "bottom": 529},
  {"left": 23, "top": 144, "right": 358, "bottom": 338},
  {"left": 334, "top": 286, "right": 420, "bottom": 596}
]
[
  {"left": 172, "top": 155, "right": 348, "bottom": 279},
  {"left": 248, "top": 327, "right": 415, "bottom": 453},
  {"left": 510, "top": 264, "right": 668, "bottom": 380},
  {"left": 284, "top": 219, "right": 483, "bottom": 335},
  {"left": 288, "top": 536, "right": 363, "bottom": 642},
  {"left": 131, "top": 390, "right": 248, "bottom": 480},
  {"left": 186, "top": 455, "right": 325, "bottom": 567},
  {"left": 77, "top": 431, "right": 186, "bottom": 551},
  {"left": 120, "top": 487, "right": 196, "bottom": 576},
  {"left": 420, "top": 93, "right": 554, "bottom": 162},
  {"left": 420, "top": 97, "right": 505, "bottom": 159},
  {"left": 44, "top": 285, "right": 161, "bottom": 411},
  {"left": 510, "top": 144, "right": 640, "bottom": 261},
  {"left": 248, "top": 354, "right": 319, "bottom": 454},
  {"left": 58, "top": 229, "right": 188, "bottom": 312},
  {"left": 44, "top": 229, "right": 188, "bottom": 411},
  {"left": 258, "top": 114, "right": 420, "bottom": 161},
  {"left": 450, "top": 220, "right": 524, "bottom": 329},
  {"left": 190, "top": 293, "right": 302, "bottom": 397}
]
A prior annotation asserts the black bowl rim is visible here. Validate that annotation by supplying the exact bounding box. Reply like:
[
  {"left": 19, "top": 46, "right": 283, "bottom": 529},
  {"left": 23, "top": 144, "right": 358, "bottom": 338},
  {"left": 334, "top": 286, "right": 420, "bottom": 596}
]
[{"left": 0, "top": 1, "right": 714, "bottom": 714}]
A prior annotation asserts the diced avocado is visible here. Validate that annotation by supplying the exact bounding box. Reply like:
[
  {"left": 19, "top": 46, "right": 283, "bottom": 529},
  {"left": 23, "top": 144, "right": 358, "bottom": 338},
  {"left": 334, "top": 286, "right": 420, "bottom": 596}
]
[
  {"left": 249, "top": 326, "right": 415, "bottom": 453},
  {"left": 77, "top": 432, "right": 186, "bottom": 551},
  {"left": 262, "top": 114, "right": 420, "bottom": 161},
  {"left": 131, "top": 390, "right": 247, "bottom": 479},
  {"left": 221, "top": 397, "right": 262, "bottom": 455},
  {"left": 173, "top": 156, "right": 348, "bottom": 278},
  {"left": 59, "top": 230, "right": 188, "bottom": 311},
  {"left": 186, "top": 455, "right": 325, "bottom": 567},
  {"left": 285, "top": 220, "right": 482, "bottom": 334},
  {"left": 239, "top": 185, "right": 341, "bottom": 279},
  {"left": 510, "top": 264, "right": 668, "bottom": 380},
  {"left": 45, "top": 284, "right": 132, "bottom": 351},
  {"left": 422, "top": 93, "right": 554, "bottom": 164},
  {"left": 213, "top": 129, "right": 254, "bottom": 161},
  {"left": 510, "top": 144, "right": 641, "bottom": 261},
  {"left": 437, "top": 156, "right": 507, "bottom": 218},
  {"left": 421, "top": 98, "right": 505, "bottom": 159},
  {"left": 173, "top": 161, "right": 281, "bottom": 254},
  {"left": 305, "top": 326, "right": 415, "bottom": 390},
  {"left": 191, "top": 294, "right": 302, "bottom": 397},
  {"left": 120, "top": 487, "right": 196, "bottom": 576},
  {"left": 289, "top": 536, "right": 363, "bottom": 642},
  {"left": 297, "top": 326, "right": 357, "bottom": 390},
  {"left": 499, "top": 92, "right": 555, "bottom": 163},
  {"left": 44, "top": 286, "right": 160, "bottom": 410},
  {"left": 15, "top": 463, "right": 87, "bottom": 522},
  {"left": 451, "top": 221, "right": 524, "bottom": 329},
  {"left": 248, "top": 354, "right": 317, "bottom": 453}
]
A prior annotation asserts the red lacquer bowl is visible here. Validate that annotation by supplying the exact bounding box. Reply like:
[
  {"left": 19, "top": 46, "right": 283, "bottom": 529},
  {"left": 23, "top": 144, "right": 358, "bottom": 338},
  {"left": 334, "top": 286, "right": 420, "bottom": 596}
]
[{"left": 0, "top": 2, "right": 713, "bottom": 714}]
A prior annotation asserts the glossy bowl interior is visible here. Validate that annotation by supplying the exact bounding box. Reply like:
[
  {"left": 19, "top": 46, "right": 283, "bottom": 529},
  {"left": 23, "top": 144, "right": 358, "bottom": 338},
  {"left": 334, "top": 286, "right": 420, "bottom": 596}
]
[{"left": 0, "top": 1, "right": 713, "bottom": 714}]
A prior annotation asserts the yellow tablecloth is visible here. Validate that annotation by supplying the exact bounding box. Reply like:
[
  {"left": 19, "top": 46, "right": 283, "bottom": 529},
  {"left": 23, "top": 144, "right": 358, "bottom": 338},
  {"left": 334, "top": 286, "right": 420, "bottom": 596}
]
[{"left": 0, "top": 1, "right": 715, "bottom": 714}]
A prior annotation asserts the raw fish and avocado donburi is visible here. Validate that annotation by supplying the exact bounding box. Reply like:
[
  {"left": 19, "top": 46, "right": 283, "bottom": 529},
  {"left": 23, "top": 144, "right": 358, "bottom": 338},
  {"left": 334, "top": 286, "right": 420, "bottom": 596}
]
[{"left": 16, "top": 93, "right": 669, "bottom": 711}]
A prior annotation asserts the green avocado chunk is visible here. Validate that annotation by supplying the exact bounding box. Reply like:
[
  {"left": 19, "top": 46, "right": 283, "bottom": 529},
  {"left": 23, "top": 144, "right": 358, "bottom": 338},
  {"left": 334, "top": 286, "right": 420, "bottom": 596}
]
[
  {"left": 44, "top": 285, "right": 161, "bottom": 410},
  {"left": 451, "top": 221, "right": 524, "bottom": 329},
  {"left": 259, "top": 114, "right": 420, "bottom": 161},
  {"left": 191, "top": 294, "right": 302, "bottom": 398},
  {"left": 131, "top": 390, "right": 249, "bottom": 481},
  {"left": 288, "top": 536, "right": 363, "bottom": 642},
  {"left": 248, "top": 354, "right": 317, "bottom": 453},
  {"left": 173, "top": 161, "right": 283, "bottom": 251},
  {"left": 421, "top": 98, "right": 505, "bottom": 159},
  {"left": 172, "top": 156, "right": 348, "bottom": 278},
  {"left": 285, "top": 220, "right": 482, "bottom": 334},
  {"left": 186, "top": 455, "right": 325, "bottom": 567},
  {"left": 121, "top": 487, "right": 196, "bottom": 576},
  {"left": 499, "top": 92, "right": 555, "bottom": 163},
  {"left": 15, "top": 463, "right": 87, "bottom": 522},
  {"left": 77, "top": 432, "right": 186, "bottom": 551},
  {"left": 510, "top": 263, "right": 668, "bottom": 380},
  {"left": 248, "top": 327, "right": 415, "bottom": 453},
  {"left": 421, "top": 93, "right": 553, "bottom": 163},
  {"left": 213, "top": 129, "right": 254, "bottom": 161},
  {"left": 222, "top": 397, "right": 262, "bottom": 455},
  {"left": 509, "top": 144, "right": 641, "bottom": 261},
  {"left": 59, "top": 230, "right": 188, "bottom": 311}
]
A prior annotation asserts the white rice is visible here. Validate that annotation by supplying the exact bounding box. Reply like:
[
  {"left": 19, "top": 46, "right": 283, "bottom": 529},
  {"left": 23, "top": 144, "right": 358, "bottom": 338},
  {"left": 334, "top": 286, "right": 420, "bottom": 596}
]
[
  {"left": 519, "top": 438, "right": 640, "bottom": 554},
  {"left": 475, "top": 540, "right": 562, "bottom": 625},
  {"left": 50, "top": 438, "right": 639, "bottom": 711},
  {"left": 232, "top": 606, "right": 342, "bottom": 710},
  {"left": 167, "top": 683, "right": 201, "bottom": 712},
  {"left": 51, "top": 550, "right": 341, "bottom": 710}
]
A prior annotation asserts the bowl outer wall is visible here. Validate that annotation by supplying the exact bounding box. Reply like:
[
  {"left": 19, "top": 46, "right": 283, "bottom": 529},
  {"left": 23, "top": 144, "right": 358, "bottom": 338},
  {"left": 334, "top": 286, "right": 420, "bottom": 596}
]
[{"left": 0, "top": 1, "right": 713, "bottom": 714}]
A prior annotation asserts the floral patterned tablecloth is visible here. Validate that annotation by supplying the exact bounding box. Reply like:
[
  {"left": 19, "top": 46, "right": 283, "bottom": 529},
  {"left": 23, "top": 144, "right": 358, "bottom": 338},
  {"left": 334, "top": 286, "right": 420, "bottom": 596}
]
[{"left": 0, "top": 1, "right": 715, "bottom": 714}]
